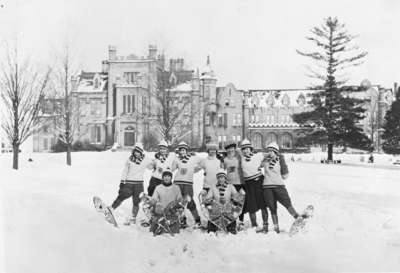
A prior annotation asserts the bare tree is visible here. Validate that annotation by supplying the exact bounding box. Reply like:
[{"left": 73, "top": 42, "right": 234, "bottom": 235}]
[
  {"left": 153, "top": 66, "right": 194, "bottom": 145},
  {"left": 0, "top": 44, "right": 50, "bottom": 169},
  {"left": 51, "top": 43, "right": 79, "bottom": 165}
]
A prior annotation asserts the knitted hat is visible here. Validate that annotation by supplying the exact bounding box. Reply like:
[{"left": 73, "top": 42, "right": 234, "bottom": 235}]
[
  {"left": 133, "top": 143, "right": 144, "bottom": 154},
  {"left": 224, "top": 140, "right": 237, "bottom": 150},
  {"left": 162, "top": 168, "right": 173, "bottom": 178},
  {"left": 158, "top": 140, "right": 169, "bottom": 149},
  {"left": 266, "top": 142, "right": 279, "bottom": 154},
  {"left": 240, "top": 139, "right": 252, "bottom": 150},
  {"left": 177, "top": 141, "right": 189, "bottom": 151},
  {"left": 206, "top": 143, "right": 218, "bottom": 151},
  {"left": 216, "top": 169, "right": 227, "bottom": 178}
]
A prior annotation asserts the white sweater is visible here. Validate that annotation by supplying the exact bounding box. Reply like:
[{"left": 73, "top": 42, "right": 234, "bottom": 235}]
[
  {"left": 199, "top": 156, "right": 222, "bottom": 189},
  {"left": 241, "top": 153, "right": 264, "bottom": 181},
  {"left": 120, "top": 154, "right": 153, "bottom": 183},
  {"left": 172, "top": 155, "right": 201, "bottom": 185},
  {"left": 149, "top": 153, "right": 177, "bottom": 180}
]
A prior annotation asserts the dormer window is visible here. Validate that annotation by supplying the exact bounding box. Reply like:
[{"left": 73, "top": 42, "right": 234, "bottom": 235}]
[
  {"left": 297, "top": 93, "right": 306, "bottom": 106},
  {"left": 266, "top": 94, "right": 275, "bottom": 107},
  {"left": 281, "top": 94, "right": 290, "bottom": 107}
]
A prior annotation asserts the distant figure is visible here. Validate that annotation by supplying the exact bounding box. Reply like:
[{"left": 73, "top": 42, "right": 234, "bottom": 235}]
[
  {"left": 28, "top": 158, "right": 33, "bottom": 162},
  {"left": 291, "top": 155, "right": 295, "bottom": 162},
  {"left": 368, "top": 154, "right": 374, "bottom": 164}
]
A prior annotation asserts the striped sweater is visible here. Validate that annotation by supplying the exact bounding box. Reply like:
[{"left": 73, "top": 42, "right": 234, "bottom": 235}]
[
  {"left": 120, "top": 153, "right": 153, "bottom": 183},
  {"left": 240, "top": 152, "right": 265, "bottom": 181},
  {"left": 172, "top": 154, "right": 201, "bottom": 185},
  {"left": 149, "top": 152, "right": 177, "bottom": 180},
  {"left": 206, "top": 182, "right": 240, "bottom": 204}
]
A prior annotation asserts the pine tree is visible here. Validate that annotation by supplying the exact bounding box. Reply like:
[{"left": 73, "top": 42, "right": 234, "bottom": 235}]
[
  {"left": 382, "top": 90, "right": 400, "bottom": 154},
  {"left": 293, "top": 17, "right": 371, "bottom": 161}
]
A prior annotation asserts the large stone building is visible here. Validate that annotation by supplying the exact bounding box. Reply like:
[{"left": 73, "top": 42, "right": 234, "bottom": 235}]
[{"left": 32, "top": 45, "right": 397, "bottom": 152}]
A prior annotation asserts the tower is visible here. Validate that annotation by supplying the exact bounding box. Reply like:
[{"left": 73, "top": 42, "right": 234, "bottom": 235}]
[{"left": 200, "top": 56, "right": 217, "bottom": 145}]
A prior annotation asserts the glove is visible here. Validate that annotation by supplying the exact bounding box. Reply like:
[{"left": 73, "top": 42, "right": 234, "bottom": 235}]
[{"left": 239, "top": 189, "right": 246, "bottom": 195}]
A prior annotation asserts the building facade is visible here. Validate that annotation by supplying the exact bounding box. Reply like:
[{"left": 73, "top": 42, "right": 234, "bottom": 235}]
[{"left": 32, "top": 45, "right": 396, "bottom": 152}]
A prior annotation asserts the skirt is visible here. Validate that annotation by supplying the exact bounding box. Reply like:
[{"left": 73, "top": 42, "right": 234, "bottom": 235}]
[{"left": 243, "top": 175, "right": 265, "bottom": 214}]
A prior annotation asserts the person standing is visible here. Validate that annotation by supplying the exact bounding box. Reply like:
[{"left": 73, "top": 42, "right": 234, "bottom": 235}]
[
  {"left": 172, "top": 141, "right": 202, "bottom": 227},
  {"left": 148, "top": 140, "right": 176, "bottom": 196},
  {"left": 239, "top": 139, "right": 268, "bottom": 230},
  {"left": 199, "top": 143, "right": 223, "bottom": 193},
  {"left": 262, "top": 142, "right": 304, "bottom": 233},
  {"left": 222, "top": 140, "right": 245, "bottom": 228},
  {"left": 109, "top": 143, "right": 153, "bottom": 225}
]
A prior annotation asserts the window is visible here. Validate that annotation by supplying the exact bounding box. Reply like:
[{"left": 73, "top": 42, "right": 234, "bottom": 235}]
[
  {"left": 211, "top": 113, "right": 217, "bottom": 126},
  {"left": 281, "top": 133, "right": 293, "bottom": 148},
  {"left": 90, "top": 125, "right": 102, "bottom": 143},
  {"left": 94, "top": 78, "right": 100, "bottom": 89},
  {"left": 43, "top": 138, "right": 48, "bottom": 150},
  {"left": 123, "top": 95, "right": 136, "bottom": 114},
  {"left": 252, "top": 133, "right": 263, "bottom": 149},
  {"left": 124, "top": 72, "right": 140, "bottom": 84},
  {"left": 223, "top": 113, "right": 228, "bottom": 128},
  {"left": 205, "top": 112, "right": 210, "bottom": 126},
  {"left": 142, "top": 97, "right": 147, "bottom": 115},
  {"left": 218, "top": 114, "right": 223, "bottom": 127}
]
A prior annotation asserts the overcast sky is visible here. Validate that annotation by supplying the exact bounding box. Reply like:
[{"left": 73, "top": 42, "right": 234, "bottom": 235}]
[{"left": 0, "top": 0, "right": 399, "bottom": 90}]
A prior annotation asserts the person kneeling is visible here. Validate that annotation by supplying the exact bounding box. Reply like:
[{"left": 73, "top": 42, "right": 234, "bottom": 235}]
[
  {"left": 149, "top": 169, "right": 183, "bottom": 236},
  {"left": 203, "top": 169, "right": 244, "bottom": 234}
]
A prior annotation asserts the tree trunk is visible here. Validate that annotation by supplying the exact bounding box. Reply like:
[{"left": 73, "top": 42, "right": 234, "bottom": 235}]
[
  {"left": 12, "top": 144, "right": 19, "bottom": 170},
  {"left": 327, "top": 143, "right": 333, "bottom": 161},
  {"left": 66, "top": 144, "right": 71, "bottom": 166}
]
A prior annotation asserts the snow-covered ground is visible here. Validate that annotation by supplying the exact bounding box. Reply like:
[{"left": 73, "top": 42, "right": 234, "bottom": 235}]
[{"left": 1, "top": 151, "right": 400, "bottom": 273}]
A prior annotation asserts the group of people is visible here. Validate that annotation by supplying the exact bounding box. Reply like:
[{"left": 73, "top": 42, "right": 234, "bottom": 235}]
[{"left": 107, "top": 138, "right": 307, "bottom": 234}]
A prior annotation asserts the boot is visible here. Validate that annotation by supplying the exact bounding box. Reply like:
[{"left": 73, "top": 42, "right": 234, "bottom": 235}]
[
  {"left": 249, "top": 213, "right": 258, "bottom": 228},
  {"left": 256, "top": 223, "right": 268, "bottom": 233},
  {"left": 271, "top": 214, "right": 280, "bottom": 233},
  {"left": 287, "top": 206, "right": 300, "bottom": 219},
  {"left": 124, "top": 216, "right": 136, "bottom": 225}
]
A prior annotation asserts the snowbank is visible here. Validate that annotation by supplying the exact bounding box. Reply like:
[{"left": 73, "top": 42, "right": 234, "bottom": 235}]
[{"left": 1, "top": 151, "right": 400, "bottom": 273}]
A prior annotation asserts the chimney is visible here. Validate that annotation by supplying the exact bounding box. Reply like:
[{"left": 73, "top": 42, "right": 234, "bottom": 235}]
[
  {"left": 394, "top": 82, "right": 398, "bottom": 98},
  {"left": 148, "top": 45, "right": 157, "bottom": 59},
  {"left": 101, "top": 60, "right": 108, "bottom": 73},
  {"left": 108, "top": 45, "right": 116, "bottom": 61}
]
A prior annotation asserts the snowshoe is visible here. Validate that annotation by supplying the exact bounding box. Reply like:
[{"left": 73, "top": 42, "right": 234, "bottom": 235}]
[
  {"left": 93, "top": 196, "right": 118, "bottom": 227},
  {"left": 289, "top": 205, "right": 314, "bottom": 236}
]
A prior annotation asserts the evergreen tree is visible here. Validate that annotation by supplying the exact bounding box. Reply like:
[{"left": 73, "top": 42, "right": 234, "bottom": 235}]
[
  {"left": 382, "top": 90, "right": 400, "bottom": 154},
  {"left": 293, "top": 17, "right": 371, "bottom": 161}
]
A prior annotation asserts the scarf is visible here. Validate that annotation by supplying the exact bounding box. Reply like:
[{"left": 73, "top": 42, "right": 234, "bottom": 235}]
[
  {"left": 155, "top": 152, "right": 168, "bottom": 163},
  {"left": 243, "top": 152, "right": 254, "bottom": 162},
  {"left": 178, "top": 153, "right": 191, "bottom": 164},
  {"left": 129, "top": 153, "right": 145, "bottom": 165},
  {"left": 264, "top": 153, "right": 279, "bottom": 169},
  {"left": 217, "top": 181, "right": 228, "bottom": 200}
]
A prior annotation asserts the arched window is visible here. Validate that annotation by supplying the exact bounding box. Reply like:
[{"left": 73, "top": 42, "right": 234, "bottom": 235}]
[
  {"left": 265, "top": 133, "right": 278, "bottom": 146},
  {"left": 297, "top": 93, "right": 306, "bottom": 106},
  {"left": 124, "top": 126, "right": 135, "bottom": 146},
  {"left": 252, "top": 133, "right": 263, "bottom": 149},
  {"left": 281, "top": 94, "right": 290, "bottom": 107},
  {"left": 266, "top": 94, "right": 275, "bottom": 107},
  {"left": 280, "top": 133, "right": 293, "bottom": 149}
]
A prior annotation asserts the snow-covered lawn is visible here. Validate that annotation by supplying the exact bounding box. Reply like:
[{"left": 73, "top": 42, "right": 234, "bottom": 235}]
[{"left": 1, "top": 151, "right": 400, "bottom": 273}]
